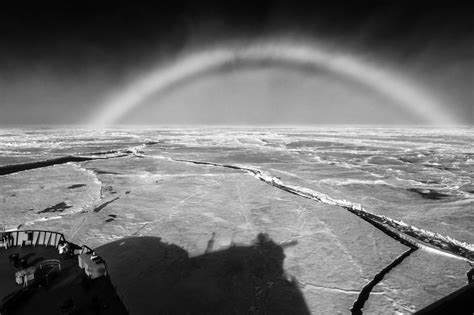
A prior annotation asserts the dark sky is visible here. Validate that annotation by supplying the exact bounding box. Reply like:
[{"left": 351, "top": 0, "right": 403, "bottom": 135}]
[{"left": 0, "top": 1, "right": 472, "bottom": 125}]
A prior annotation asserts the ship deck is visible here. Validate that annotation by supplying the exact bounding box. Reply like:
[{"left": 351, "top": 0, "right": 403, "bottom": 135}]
[
  {"left": 0, "top": 245, "right": 60, "bottom": 303},
  {"left": 0, "top": 244, "right": 127, "bottom": 314}
]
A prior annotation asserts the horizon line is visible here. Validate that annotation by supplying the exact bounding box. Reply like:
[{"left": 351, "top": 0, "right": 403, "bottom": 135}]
[{"left": 1, "top": 123, "right": 472, "bottom": 130}]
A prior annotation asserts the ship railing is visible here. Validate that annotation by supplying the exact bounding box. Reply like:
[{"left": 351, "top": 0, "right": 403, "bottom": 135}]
[
  {"left": 37, "top": 259, "right": 62, "bottom": 285},
  {"left": 0, "top": 230, "right": 66, "bottom": 249},
  {"left": 38, "top": 259, "right": 62, "bottom": 272}
]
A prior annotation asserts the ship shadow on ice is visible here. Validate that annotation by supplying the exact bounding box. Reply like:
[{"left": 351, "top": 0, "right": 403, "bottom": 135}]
[{"left": 96, "top": 233, "right": 310, "bottom": 315}]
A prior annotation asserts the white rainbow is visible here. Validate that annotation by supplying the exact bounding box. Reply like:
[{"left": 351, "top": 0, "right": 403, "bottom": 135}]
[{"left": 90, "top": 40, "right": 457, "bottom": 126}]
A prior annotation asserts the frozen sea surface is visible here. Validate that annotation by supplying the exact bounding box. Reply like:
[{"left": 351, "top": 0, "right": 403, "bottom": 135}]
[{"left": 0, "top": 126, "right": 473, "bottom": 313}]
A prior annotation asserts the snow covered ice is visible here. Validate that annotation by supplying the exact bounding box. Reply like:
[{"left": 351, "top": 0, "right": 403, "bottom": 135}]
[{"left": 0, "top": 126, "right": 473, "bottom": 313}]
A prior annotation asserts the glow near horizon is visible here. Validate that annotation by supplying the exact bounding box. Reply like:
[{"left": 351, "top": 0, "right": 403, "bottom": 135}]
[{"left": 90, "top": 41, "right": 458, "bottom": 126}]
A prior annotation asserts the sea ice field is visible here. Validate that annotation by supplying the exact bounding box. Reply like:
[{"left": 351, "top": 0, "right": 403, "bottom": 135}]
[{"left": 0, "top": 126, "right": 473, "bottom": 313}]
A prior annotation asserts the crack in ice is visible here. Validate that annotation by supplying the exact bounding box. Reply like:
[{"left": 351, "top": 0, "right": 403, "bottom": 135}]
[
  {"left": 167, "top": 157, "right": 473, "bottom": 261},
  {"left": 350, "top": 247, "right": 417, "bottom": 314},
  {"left": 299, "top": 281, "right": 382, "bottom": 295}
]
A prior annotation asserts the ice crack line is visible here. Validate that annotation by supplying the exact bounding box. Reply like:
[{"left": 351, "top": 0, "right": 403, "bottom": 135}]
[
  {"left": 0, "top": 143, "right": 153, "bottom": 176},
  {"left": 169, "top": 157, "right": 474, "bottom": 261},
  {"left": 350, "top": 247, "right": 417, "bottom": 315},
  {"left": 298, "top": 281, "right": 378, "bottom": 295},
  {"left": 0, "top": 156, "right": 97, "bottom": 175}
]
